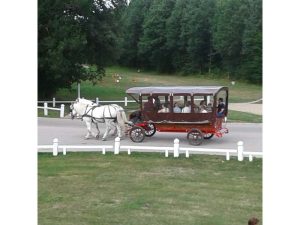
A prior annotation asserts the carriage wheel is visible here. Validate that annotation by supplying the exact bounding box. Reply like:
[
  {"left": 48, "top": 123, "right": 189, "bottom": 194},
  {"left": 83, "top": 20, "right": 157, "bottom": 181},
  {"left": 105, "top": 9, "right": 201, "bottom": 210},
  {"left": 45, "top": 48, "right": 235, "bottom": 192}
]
[
  {"left": 187, "top": 129, "right": 204, "bottom": 146},
  {"left": 203, "top": 133, "right": 214, "bottom": 139},
  {"left": 144, "top": 123, "right": 156, "bottom": 137},
  {"left": 129, "top": 126, "right": 146, "bottom": 142}
]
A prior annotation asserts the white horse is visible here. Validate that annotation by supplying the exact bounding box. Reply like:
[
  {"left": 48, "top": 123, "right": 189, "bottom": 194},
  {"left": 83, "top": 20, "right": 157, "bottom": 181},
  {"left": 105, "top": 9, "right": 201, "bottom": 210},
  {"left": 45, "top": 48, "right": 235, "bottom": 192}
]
[
  {"left": 76, "top": 98, "right": 118, "bottom": 138},
  {"left": 70, "top": 98, "right": 130, "bottom": 140}
]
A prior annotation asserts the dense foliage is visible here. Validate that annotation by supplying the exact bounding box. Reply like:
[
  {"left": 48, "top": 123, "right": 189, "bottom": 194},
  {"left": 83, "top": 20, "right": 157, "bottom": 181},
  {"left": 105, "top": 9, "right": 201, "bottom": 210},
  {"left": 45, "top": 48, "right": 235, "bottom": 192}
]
[
  {"left": 119, "top": 0, "right": 262, "bottom": 82},
  {"left": 38, "top": 0, "right": 262, "bottom": 98},
  {"left": 38, "top": 0, "right": 126, "bottom": 98}
]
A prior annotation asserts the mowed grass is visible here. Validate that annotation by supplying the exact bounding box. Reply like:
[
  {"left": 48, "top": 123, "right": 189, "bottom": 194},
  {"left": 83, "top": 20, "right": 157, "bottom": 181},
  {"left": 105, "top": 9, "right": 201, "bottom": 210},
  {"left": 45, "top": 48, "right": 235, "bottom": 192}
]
[
  {"left": 38, "top": 153, "right": 262, "bottom": 225},
  {"left": 56, "top": 66, "right": 262, "bottom": 103}
]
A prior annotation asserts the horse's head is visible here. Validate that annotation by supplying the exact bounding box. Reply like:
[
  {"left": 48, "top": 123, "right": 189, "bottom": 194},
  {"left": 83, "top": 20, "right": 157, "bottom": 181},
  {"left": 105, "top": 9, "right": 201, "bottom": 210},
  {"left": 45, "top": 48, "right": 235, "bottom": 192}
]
[{"left": 70, "top": 102, "right": 77, "bottom": 120}]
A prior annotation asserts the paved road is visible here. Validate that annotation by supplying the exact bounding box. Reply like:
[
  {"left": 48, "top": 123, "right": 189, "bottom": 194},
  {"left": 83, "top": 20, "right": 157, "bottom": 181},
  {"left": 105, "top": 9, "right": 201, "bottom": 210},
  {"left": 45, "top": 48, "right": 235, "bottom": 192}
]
[{"left": 38, "top": 117, "right": 262, "bottom": 152}]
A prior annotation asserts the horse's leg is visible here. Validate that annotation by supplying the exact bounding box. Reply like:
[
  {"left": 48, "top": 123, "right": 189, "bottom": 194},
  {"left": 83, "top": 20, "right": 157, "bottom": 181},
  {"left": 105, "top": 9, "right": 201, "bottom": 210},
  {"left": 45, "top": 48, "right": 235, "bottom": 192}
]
[
  {"left": 84, "top": 119, "right": 93, "bottom": 139},
  {"left": 95, "top": 122, "right": 100, "bottom": 139},
  {"left": 111, "top": 122, "right": 118, "bottom": 136},
  {"left": 102, "top": 120, "right": 111, "bottom": 141}
]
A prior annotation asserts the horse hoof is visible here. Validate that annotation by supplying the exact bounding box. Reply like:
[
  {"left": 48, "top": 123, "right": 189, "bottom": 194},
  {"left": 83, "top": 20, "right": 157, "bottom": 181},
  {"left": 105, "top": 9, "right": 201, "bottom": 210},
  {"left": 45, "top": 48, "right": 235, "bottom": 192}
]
[
  {"left": 96, "top": 135, "right": 100, "bottom": 139},
  {"left": 102, "top": 138, "right": 106, "bottom": 141}
]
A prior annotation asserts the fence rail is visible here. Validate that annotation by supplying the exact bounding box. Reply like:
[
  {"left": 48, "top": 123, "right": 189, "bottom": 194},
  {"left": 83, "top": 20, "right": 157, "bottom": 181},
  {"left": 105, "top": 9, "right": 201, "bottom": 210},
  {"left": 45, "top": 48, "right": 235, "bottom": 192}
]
[{"left": 38, "top": 138, "right": 262, "bottom": 162}]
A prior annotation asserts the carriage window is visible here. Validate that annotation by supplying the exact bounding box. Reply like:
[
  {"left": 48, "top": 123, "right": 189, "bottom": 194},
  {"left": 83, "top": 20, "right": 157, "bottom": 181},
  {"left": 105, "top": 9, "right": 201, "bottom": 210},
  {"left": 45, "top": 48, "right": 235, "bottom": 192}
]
[
  {"left": 173, "top": 95, "right": 192, "bottom": 113},
  {"left": 194, "top": 95, "right": 213, "bottom": 113},
  {"left": 142, "top": 95, "right": 170, "bottom": 112}
]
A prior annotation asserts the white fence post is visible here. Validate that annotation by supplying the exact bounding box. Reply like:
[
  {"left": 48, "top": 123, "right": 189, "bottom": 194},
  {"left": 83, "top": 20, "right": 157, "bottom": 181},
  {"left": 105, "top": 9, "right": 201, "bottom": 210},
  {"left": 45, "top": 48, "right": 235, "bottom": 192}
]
[
  {"left": 249, "top": 154, "right": 253, "bottom": 162},
  {"left": 237, "top": 141, "right": 244, "bottom": 161},
  {"left": 128, "top": 148, "right": 131, "bottom": 155},
  {"left": 96, "top": 97, "right": 99, "bottom": 105},
  {"left": 114, "top": 137, "right": 120, "bottom": 154},
  {"left": 63, "top": 147, "right": 66, "bottom": 155},
  {"left": 102, "top": 147, "right": 106, "bottom": 155},
  {"left": 78, "top": 83, "right": 80, "bottom": 98},
  {"left": 185, "top": 149, "right": 189, "bottom": 158},
  {"left": 125, "top": 97, "right": 128, "bottom": 107},
  {"left": 165, "top": 149, "right": 168, "bottom": 157},
  {"left": 60, "top": 104, "right": 65, "bottom": 118},
  {"left": 53, "top": 98, "right": 56, "bottom": 107},
  {"left": 174, "top": 138, "right": 179, "bottom": 158},
  {"left": 44, "top": 102, "right": 48, "bottom": 116},
  {"left": 53, "top": 138, "right": 58, "bottom": 156},
  {"left": 226, "top": 152, "right": 230, "bottom": 161}
]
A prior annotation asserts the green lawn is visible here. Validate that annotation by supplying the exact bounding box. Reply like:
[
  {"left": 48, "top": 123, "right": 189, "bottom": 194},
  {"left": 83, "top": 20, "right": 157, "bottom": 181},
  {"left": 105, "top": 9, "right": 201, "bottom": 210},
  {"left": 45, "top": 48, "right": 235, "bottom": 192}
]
[
  {"left": 55, "top": 66, "right": 262, "bottom": 103},
  {"left": 38, "top": 152, "right": 262, "bottom": 225}
]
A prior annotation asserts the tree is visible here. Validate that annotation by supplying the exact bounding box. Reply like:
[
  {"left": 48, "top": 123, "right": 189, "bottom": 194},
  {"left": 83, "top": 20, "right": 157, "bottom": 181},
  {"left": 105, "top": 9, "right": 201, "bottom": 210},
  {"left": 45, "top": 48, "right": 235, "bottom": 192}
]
[
  {"left": 184, "top": 0, "right": 216, "bottom": 74},
  {"left": 213, "top": 0, "right": 248, "bottom": 78},
  {"left": 240, "top": 0, "right": 262, "bottom": 83},
  {"left": 138, "top": 0, "right": 176, "bottom": 72},
  {"left": 38, "top": 0, "right": 127, "bottom": 99},
  {"left": 118, "top": 0, "right": 152, "bottom": 68}
]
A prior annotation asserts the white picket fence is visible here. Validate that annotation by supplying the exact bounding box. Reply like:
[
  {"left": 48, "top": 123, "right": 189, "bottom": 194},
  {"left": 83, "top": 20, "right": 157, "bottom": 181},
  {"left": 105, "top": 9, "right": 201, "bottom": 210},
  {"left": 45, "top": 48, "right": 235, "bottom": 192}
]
[
  {"left": 37, "top": 103, "right": 65, "bottom": 118},
  {"left": 37, "top": 97, "right": 134, "bottom": 117},
  {"left": 38, "top": 138, "right": 263, "bottom": 162},
  {"left": 38, "top": 97, "right": 134, "bottom": 107}
]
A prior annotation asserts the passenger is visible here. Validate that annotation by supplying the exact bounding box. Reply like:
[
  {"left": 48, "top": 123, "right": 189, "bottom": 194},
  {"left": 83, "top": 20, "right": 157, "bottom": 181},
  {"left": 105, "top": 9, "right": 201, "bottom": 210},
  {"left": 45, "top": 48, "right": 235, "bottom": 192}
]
[
  {"left": 173, "top": 102, "right": 181, "bottom": 113},
  {"left": 194, "top": 105, "right": 200, "bottom": 113},
  {"left": 153, "top": 96, "right": 161, "bottom": 111},
  {"left": 182, "top": 101, "right": 191, "bottom": 113},
  {"left": 199, "top": 100, "right": 207, "bottom": 113},
  {"left": 144, "top": 96, "right": 155, "bottom": 112},
  {"left": 158, "top": 103, "right": 169, "bottom": 113}
]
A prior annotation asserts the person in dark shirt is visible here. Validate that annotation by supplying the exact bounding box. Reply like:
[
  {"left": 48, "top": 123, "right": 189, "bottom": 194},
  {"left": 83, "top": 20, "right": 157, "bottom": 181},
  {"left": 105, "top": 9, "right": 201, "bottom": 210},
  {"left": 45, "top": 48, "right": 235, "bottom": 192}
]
[
  {"left": 216, "top": 97, "right": 226, "bottom": 129},
  {"left": 144, "top": 96, "right": 155, "bottom": 112},
  {"left": 217, "top": 98, "right": 225, "bottom": 117}
]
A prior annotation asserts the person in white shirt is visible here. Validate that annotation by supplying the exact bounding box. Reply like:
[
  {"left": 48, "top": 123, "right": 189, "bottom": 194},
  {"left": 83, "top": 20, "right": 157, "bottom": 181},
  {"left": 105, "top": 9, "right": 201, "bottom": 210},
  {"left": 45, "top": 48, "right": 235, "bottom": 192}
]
[{"left": 182, "top": 102, "right": 191, "bottom": 113}]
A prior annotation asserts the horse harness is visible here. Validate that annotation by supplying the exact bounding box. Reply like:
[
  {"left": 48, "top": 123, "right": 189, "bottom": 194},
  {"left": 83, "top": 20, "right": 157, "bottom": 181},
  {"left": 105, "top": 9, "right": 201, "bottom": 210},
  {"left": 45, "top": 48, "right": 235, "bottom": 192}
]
[{"left": 82, "top": 104, "right": 119, "bottom": 124}]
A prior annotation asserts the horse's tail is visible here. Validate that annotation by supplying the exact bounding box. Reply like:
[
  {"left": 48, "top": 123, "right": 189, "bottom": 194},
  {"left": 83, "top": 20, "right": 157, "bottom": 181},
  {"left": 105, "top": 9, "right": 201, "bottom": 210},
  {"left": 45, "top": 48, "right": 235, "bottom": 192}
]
[
  {"left": 116, "top": 109, "right": 133, "bottom": 135},
  {"left": 116, "top": 110, "right": 127, "bottom": 136}
]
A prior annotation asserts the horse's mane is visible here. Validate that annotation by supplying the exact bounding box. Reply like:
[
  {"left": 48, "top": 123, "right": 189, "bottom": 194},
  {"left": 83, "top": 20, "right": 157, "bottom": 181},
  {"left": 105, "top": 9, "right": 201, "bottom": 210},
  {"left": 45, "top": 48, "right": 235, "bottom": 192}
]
[{"left": 78, "top": 98, "right": 96, "bottom": 106}]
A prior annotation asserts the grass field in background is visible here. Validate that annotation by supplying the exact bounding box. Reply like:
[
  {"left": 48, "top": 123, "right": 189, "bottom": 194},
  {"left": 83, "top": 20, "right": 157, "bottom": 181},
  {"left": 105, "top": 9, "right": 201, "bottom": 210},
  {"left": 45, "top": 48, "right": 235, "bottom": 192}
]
[
  {"left": 38, "top": 152, "right": 262, "bottom": 225},
  {"left": 55, "top": 66, "right": 262, "bottom": 103}
]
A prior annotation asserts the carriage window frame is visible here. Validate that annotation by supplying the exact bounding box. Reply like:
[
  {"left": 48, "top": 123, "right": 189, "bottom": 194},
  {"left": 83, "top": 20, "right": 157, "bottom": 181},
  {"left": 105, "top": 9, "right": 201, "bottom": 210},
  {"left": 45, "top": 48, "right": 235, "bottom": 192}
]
[{"left": 171, "top": 94, "right": 193, "bottom": 113}]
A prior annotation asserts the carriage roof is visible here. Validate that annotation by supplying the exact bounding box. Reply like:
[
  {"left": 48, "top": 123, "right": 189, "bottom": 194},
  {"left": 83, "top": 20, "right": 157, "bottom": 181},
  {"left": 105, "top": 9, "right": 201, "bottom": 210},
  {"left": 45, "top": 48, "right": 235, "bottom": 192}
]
[{"left": 126, "top": 86, "right": 228, "bottom": 95}]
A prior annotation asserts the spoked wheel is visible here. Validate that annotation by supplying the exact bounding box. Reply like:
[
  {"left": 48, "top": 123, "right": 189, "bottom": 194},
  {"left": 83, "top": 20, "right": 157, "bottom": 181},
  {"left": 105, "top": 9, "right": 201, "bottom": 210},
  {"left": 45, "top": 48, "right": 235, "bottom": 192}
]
[
  {"left": 203, "top": 133, "right": 214, "bottom": 139},
  {"left": 144, "top": 123, "right": 156, "bottom": 137},
  {"left": 187, "top": 129, "right": 204, "bottom": 146},
  {"left": 129, "top": 126, "right": 146, "bottom": 142}
]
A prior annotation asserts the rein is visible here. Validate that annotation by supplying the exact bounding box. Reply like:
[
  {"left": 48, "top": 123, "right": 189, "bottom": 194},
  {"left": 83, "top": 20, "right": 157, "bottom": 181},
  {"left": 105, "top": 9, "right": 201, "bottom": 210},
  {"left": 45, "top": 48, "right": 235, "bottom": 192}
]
[{"left": 81, "top": 104, "right": 118, "bottom": 123}]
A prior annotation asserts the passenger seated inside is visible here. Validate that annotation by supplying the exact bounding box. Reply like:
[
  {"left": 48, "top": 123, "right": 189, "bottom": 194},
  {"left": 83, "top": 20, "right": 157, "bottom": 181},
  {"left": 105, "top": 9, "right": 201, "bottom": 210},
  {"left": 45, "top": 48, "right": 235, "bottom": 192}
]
[
  {"left": 199, "top": 100, "right": 207, "bottom": 113},
  {"left": 144, "top": 96, "right": 155, "bottom": 112},
  {"left": 158, "top": 103, "right": 169, "bottom": 113},
  {"left": 182, "top": 101, "right": 191, "bottom": 113},
  {"left": 153, "top": 96, "right": 162, "bottom": 111},
  {"left": 173, "top": 102, "right": 181, "bottom": 113}
]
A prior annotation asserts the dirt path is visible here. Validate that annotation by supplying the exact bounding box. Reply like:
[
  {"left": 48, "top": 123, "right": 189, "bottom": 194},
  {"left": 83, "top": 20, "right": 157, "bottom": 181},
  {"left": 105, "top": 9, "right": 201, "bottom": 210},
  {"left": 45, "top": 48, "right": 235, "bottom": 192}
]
[{"left": 229, "top": 103, "right": 262, "bottom": 115}]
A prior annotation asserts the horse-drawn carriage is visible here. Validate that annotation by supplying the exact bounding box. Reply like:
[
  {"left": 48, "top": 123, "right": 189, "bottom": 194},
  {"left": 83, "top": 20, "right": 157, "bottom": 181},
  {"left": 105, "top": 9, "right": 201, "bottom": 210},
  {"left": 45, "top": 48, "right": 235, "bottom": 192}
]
[{"left": 126, "top": 86, "right": 229, "bottom": 145}]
